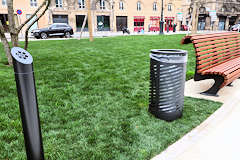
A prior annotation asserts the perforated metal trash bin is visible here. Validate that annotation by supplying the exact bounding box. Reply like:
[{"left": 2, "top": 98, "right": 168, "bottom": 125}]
[{"left": 148, "top": 49, "right": 188, "bottom": 121}]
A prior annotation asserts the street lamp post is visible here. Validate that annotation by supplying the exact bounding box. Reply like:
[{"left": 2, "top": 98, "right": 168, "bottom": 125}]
[{"left": 159, "top": 0, "right": 164, "bottom": 34}]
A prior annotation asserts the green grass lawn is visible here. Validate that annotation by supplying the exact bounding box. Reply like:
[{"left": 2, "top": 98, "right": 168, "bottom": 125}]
[{"left": 0, "top": 35, "right": 221, "bottom": 160}]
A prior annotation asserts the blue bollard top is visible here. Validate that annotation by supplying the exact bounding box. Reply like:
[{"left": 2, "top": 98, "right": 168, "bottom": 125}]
[{"left": 11, "top": 47, "right": 33, "bottom": 64}]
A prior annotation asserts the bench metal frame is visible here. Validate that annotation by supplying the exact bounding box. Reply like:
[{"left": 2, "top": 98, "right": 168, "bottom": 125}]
[{"left": 194, "top": 66, "right": 224, "bottom": 96}]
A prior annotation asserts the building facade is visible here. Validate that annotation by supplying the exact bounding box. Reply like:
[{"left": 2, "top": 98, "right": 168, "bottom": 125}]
[
  {"left": 182, "top": 0, "right": 240, "bottom": 31},
  {"left": 1, "top": 0, "right": 238, "bottom": 33},
  {"left": 48, "top": 0, "right": 183, "bottom": 32},
  {"left": 0, "top": 0, "right": 184, "bottom": 33}
]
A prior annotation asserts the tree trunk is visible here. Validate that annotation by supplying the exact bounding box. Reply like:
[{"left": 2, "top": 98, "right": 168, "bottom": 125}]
[
  {"left": 87, "top": 0, "right": 93, "bottom": 41},
  {"left": 0, "top": 33, "right": 12, "bottom": 65},
  {"left": 0, "top": 0, "right": 50, "bottom": 65},
  {"left": 1, "top": 38, "right": 12, "bottom": 65},
  {"left": 7, "top": 0, "right": 19, "bottom": 47},
  {"left": 0, "top": 21, "right": 12, "bottom": 65},
  {"left": 111, "top": 1, "right": 114, "bottom": 32},
  {"left": 24, "top": 0, "right": 51, "bottom": 50},
  {"left": 79, "top": 15, "right": 88, "bottom": 40},
  {"left": 191, "top": 1, "right": 198, "bottom": 34},
  {"left": 11, "top": 33, "right": 19, "bottom": 47}
]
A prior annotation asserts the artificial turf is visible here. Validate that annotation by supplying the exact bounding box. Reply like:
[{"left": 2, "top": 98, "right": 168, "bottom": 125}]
[{"left": 0, "top": 35, "right": 221, "bottom": 159}]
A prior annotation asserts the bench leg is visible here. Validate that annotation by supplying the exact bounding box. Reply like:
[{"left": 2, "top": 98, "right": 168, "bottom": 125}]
[
  {"left": 200, "top": 76, "right": 224, "bottom": 97},
  {"left": 227, "top": 82, "right": 233, "bottom": 87}
]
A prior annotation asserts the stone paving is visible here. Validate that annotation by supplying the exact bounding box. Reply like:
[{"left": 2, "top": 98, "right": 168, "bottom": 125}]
[
  {"left": 3, "top": 30, "right": 229, "bottom": 41},
  {"left": 152, "top": 79, "right": 240, "bottom": 160}
]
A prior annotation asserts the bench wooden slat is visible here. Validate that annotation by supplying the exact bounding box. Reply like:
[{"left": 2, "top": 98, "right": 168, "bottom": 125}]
[
  {"left": 192, "top": 34, "right": 239, "bottom": 43},
  {"left": 196, "top": 39, "right": 240, "bottom": 52},
  {"left": 198, "top": 54, "right": 240, "bottom": 71},
  {"left": 226, "top": 68, "right": 240, "bottom": 78},
  {"left": 198, "top": 47, "right": 240, "bottom": 60},
  {"left": 191, "top": 32, "right": 238, "bottom": 40},
  {"left": 196, "top": 43, "right": 239, "bottom": 56},
  {"left": 198, "top": 49, "right": 240, "bottom": 64},
  {"left": 224, "top": 64, "right": 240, "bottom": 75},
  {"left": 198, "top": 55, "right": 240, "bottom": 73},
  {"left": 195, "top": 37, "right": 240, "bottom": 47},
  {"left": 202, "top": 58, "right": 240, "bottom": 75},
  {"left": 224, "top": 72, "right": 240, "bottom": 87}
]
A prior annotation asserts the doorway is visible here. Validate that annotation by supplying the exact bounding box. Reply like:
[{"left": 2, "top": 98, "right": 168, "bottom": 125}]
[
  {"left": 229, "top": 17, "right": 237, "bottom": 30},
  {"left": 218, "top": 16, "right": 226, "bottom": 30},
  {"left": 198, "top": 15, "right": 206, "bottom": 30},
  {"left": 76, "top": 15, "right": 88, "bottom": 32},
  {"left": 116, "top": 16, "right": 127, "bottom": 31}
]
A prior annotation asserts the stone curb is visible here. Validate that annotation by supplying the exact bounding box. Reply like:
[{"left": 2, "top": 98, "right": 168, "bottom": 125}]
[{"left": 151, "top": 79, "right": 240, "bottom": 160}]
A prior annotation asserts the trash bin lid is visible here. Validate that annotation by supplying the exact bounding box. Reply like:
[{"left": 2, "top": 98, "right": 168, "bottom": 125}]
[
  {"left": 11, "top": 47, "right": 33, "bottom": 64},
  {"left": 151, "top": 49, "right": 187, "bottom": 56},
  {"left": 150, "top": 49, "right": 188, "bottom": 63}
]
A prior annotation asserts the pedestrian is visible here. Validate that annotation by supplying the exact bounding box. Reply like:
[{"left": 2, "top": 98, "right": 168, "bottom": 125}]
[
  {"left": 122, "top": 26, "right": 130, "bottom": 34},
  {"left": 167, "top": 24, "right": 169, "bottom": 32},
  {"left": 119, "top": 24, "right": 123, "bottom": 33},
  {"left": 173, "top": 24, "right": 177, "bottom": 32}
]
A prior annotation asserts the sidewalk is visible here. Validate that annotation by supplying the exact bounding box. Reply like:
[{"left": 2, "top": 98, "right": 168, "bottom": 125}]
[
  {"left": 3, "top": 30, "right": 228, "bottom": 41},
  {"left": 152, "top": 79, "right": 240, "bottom": 160}
]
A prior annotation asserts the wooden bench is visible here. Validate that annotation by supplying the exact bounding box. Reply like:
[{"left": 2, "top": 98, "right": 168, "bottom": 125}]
[{"left": 182, "top": 32, "right": 240, "bottom": 96}]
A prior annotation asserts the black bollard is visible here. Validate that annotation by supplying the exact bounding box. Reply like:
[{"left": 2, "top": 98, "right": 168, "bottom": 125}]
[{"left": 11, "top": 47, "right": 45, "bottom": 160}]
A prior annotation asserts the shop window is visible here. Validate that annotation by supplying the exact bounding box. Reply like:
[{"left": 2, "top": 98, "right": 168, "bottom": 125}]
[
  {"left": 137, "top": 1, "right": 141, "bottom": 11},
  {"left": 100, "top": 0, "right": 105, "bottom": 10},
  {"left": 2, "top": 0, "right": 6, "bottom": 5},
  {"left": 56, "top": 0, "right": 63, "bottom": 7},
  {"left": 26, "top": 14, "right": 38, "bottom": 31},
  {"left": 78, "top": 0, "right": 85, "bottom": 8},
  {"left": 149, "top": 17, "right": 160, "bottom": 31},
  {"left": 168, "top": 4, "right": 172, "bottom": 11},
  {"left": 30, "top": 0, "right": 37, "bottom": 7},
  {"left": 119, "top": 1, "right": 124, "bottom": 10},
  {"left": 53, "top": 15, "right": 68, "bottom": 24},
  {"left": 97, "top": 15, "right": 110, "bottom": 31},
  {"left": 134, "top": 17, "right": 145, "bottom": 32},
  {"left": 153, "top": 2, "right": 157, "bottom": 11},
  {"left": 134, "top": 22, "right": 144, "bottom": 26}
]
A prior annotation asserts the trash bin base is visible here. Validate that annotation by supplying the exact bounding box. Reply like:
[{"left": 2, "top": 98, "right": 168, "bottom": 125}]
[{"left": 148, "top": 106, "right": 183, "bottom": 121}]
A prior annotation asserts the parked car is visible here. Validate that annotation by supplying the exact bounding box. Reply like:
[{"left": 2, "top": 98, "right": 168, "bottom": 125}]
[
  {"left": 31, "top": 23, "right": 74, "bottom": 39},
  {"left": 230, "top": 24, "right": 240, "bottom": 31}
]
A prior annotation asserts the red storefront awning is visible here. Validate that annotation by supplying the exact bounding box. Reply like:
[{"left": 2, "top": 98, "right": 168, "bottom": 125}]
[
  {"left": 150, "top": 16, "right": 160, "bottom": 20},
  {"left": 134, "top": 16, "right": 145, "bottom": 22},
  {"left": 165, "top": 17, "right": 174, "bottom": 20}
]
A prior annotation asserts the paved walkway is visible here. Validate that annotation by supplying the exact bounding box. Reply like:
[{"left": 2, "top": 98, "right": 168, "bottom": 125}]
[
  {"left": 3, "top": 30, "right": 228, "bottom": 41},
  {"left": 152, "top": 79, "right": 240, "bottom": 160}
]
